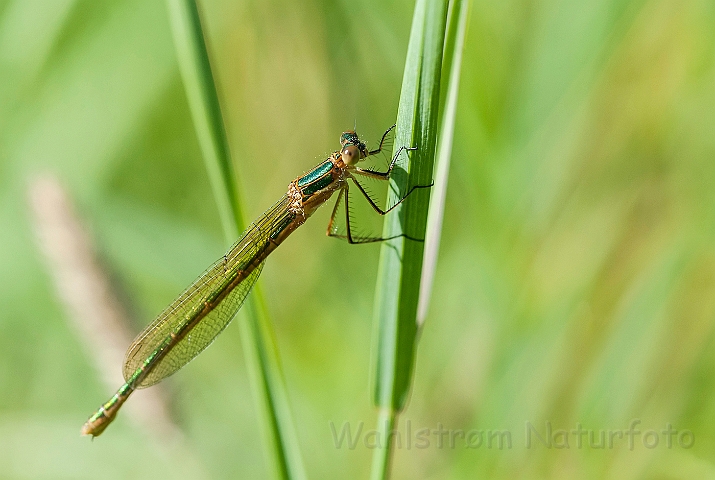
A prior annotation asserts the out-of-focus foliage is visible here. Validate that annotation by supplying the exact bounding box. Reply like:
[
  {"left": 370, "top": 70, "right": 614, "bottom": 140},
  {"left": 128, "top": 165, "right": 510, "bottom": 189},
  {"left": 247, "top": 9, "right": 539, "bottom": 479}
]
[{"left": 1, "top": 0, "right": 714, "bottom": 478}]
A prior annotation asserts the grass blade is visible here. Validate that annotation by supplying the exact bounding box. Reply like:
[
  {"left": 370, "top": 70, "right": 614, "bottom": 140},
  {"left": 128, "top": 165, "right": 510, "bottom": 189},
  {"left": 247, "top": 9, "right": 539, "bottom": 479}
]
[
  {"left": 370, "top": 0, "right": 450, "bottom": 477},
  {"left": 165, "top": 1, "right": 306, "bottom": 478},
  {"left": 418, "top": 0, "right": 471, "bottom": 323},
  {"left": 165, "top": 0, "right": 241, "bottom": 236}
]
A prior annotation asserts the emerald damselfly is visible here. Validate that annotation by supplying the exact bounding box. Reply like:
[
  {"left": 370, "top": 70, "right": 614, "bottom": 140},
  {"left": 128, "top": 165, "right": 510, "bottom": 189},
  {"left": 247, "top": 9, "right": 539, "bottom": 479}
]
[{"left": 82, "top": 126, "right": 428, "bottom": 437}]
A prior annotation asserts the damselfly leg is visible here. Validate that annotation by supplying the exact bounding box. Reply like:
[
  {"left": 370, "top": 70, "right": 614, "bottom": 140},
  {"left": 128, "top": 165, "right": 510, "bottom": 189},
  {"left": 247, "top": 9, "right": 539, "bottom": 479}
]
[
  {"left": 327, "top": 127, "right": 432, "bottom": 244},
  {"left": 327, "top": 180, "right": 432, "bottom": 244}
]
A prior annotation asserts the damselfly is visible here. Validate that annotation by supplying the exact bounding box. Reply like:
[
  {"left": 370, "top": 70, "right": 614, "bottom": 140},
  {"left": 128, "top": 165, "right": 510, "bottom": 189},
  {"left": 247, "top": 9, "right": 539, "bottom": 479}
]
[{"left": 81, "top": 125, "right": 429, "bottom": 437}]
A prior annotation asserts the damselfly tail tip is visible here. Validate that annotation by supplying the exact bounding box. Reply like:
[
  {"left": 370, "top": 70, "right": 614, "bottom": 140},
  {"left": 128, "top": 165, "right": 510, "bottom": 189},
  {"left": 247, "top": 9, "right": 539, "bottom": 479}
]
[
  {"left": 80, "top": 422, "right": 94, "bottom": 437},
  {"left": 81, "top": 410, "right": 114, "bottom": 438}
]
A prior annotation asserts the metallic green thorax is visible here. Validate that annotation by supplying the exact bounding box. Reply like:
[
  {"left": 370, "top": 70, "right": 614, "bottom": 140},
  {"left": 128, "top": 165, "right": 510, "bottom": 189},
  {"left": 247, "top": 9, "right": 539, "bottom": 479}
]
[
  {"left": 297, "top": 160, "right": 332, "bottom": 186},
  {"left": 301, "top": 173, "right": 334, "bottom": 196}
]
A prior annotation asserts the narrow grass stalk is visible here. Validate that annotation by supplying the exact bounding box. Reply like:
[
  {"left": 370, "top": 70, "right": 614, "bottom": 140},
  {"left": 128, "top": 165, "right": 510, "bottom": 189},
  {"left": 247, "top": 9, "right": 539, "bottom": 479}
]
[
  {"left": 418, "top": 0, "right": 471, "bottom": 324},
  {"left": 370, "top": 0, "right": 450, "bottom": 477},
  {"left": 165, "top": 1, "right": 305, "bottom": 478}
]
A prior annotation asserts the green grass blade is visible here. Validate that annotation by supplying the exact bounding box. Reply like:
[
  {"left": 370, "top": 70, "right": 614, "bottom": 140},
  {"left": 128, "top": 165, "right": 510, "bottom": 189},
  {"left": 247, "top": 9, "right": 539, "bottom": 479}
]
[
  {"left": 165, "top": 0, "right": 241, "bottom": 237},
  {"left": 418, "top": 0, "right": 471, "bottom": 323},
  {"left": 165, "top": 1, "right": 306, "bottom": 478},
  {"left": 370, "top": 0, "right": 449, "bottom": 477}
]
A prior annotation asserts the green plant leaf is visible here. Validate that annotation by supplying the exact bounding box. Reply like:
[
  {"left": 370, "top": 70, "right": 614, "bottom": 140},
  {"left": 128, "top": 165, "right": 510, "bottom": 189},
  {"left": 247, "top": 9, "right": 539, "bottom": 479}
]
[
  {"left": 165, "top": 1, "right": 306, "bottom": 478},
  {"left": 369, "top": 0, "right": 468, "bottom": 477},
  {"left": 418, "top": 0, "right": 470, "bottom": 324}
]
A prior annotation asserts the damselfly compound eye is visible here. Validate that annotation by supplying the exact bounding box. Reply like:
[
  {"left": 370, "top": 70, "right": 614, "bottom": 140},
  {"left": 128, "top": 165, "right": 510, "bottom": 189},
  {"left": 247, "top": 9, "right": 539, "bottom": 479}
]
[{"left": 341, "top": 145, "right": 360, "bottom": 165}]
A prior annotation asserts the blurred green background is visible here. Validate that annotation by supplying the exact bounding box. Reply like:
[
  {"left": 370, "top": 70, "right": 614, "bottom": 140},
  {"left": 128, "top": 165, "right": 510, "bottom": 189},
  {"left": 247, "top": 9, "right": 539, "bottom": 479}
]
[{"left": 2, "top": 0, "right": 715, "bottom": 478}]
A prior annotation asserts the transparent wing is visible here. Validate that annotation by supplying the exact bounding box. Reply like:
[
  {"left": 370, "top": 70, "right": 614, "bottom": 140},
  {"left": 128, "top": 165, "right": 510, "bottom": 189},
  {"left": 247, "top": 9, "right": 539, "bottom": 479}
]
[
  {"left": 123, "top": 195, "right": 293, "bottom": 387},
  {"left": 327, "top": 188, "right": 347, "bottom": 237},
  {"left": 327, "top": 181, "right": 394, "bottom": 243}
]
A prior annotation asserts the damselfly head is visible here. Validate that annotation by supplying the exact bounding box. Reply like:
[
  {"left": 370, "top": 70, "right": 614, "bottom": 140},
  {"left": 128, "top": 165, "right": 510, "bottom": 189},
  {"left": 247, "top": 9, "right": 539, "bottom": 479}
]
[{"left": 339, "top": 131, "right": 368, "bottom": 165}]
